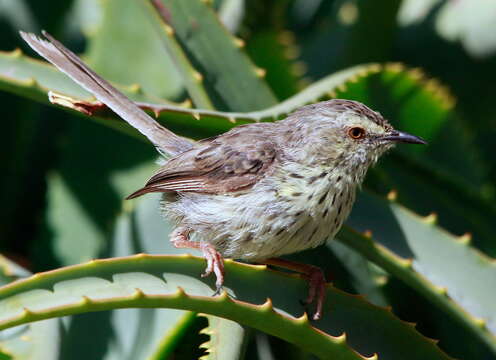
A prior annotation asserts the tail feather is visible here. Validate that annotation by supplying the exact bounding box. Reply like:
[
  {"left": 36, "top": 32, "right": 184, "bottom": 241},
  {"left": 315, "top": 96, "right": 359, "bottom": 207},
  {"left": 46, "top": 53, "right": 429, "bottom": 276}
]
[{"left": 20, "top": 31, "right": 194, "bottom": 157}]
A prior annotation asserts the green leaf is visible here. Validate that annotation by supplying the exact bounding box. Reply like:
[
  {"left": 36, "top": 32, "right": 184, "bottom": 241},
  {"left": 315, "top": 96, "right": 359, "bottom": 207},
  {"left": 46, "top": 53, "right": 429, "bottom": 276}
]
[
  {"left": 45, "top": 173, "right": 105, "bottom": 266},
  {"left": 0, "top": 49, "right": 182, "bottom": 105},
  {"left": 0, "top": 48, "right": 91, "bottom": 102},
  {"left": 45, "top": 63, "right": 383, "bottom": 138},
  {"left": 199, "top": 315, "right": 248, "bottom": 360},
  {"left": 0, "top": 254, "right": 453, "bottom": 360},
  {"left": 144, "top": 0, "right": 278, "bottom": 111},
  {"left": 85, "top": 0, "right": 183, "bottom": 101},
  {"left": 339, "top": 191, "right": 496, "bottom": 354},
  {"left": 0, "top": 0, "right": 37, "bottom": 31},
  {"left": 246, "top": 30, "right": 302, "bottom": 100},
  {"left": 0, "top": 256, "right": 60, "bottom": 360}
]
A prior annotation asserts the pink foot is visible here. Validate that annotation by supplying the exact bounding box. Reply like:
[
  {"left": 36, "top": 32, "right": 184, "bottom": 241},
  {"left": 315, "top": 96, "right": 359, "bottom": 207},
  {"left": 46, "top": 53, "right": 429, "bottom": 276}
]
[
  {"left": 264, "top": 258, "right": 328, "bottom": 320},
  {"left": 170, "top": 227, "right": 225, "bottom": 294},
  {"left": 302, "top": 267, "right": 326, "bottom": 320},
  {"left": 200, "top": 243, "right": 225, "bottom": 294}
]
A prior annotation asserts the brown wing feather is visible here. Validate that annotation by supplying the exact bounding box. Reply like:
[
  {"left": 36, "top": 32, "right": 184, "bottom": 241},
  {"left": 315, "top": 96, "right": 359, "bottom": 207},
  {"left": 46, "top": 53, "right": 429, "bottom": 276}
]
[{"left": 126, "top": 124, "right": 278, "bottom": 199}]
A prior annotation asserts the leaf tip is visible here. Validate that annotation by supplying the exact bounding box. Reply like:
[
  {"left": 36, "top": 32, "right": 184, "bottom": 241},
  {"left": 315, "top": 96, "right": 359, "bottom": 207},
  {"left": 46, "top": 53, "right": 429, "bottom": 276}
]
[
  {"left": 233, "top": 37, "right": 245, "bottom": 48},
  {"left": 296, "top": 312, "right": 310, "bottom": 325},
  {"left": 334, "top": 332, "right": 347, "bottom": 344},
  {"left": 163, "top": 24, "right": 175, "bottom": 36},
  {"left": 434, "top": 285, "right": 448, "bottom": 296},
  {"left": 132, "top": 288, "right": 145, "bottom": 299},
  {"left": 181, "top": 99, "right": 193, "bottom": 108},
  {"left": 399, "top": 257, "right": 413, "bottom": 268},
  {"left": 259, "top": 297, "right": 274, "bottom": 313},
  {"left": 385, "top": 62, "right": 406, "bottom": 73},
  {"left": 215, "top": 289, "right": 231, "bottom": 303},
  {"left": 80, "top": 295, "right": 92, "bottom": 306},
  {"left": 255, "top": 67, "right": 267, "bottom": 78},
  {"left": 173, "top": 286, "right": 187, "bottom": 299},
  {"left": 193, "top": 71, "right": 204, "bottom": 83},
  {"left": 423, "top": 212, "right": 438, "bottom": 225},
  {"left": 10, "top": 48, "right": 23, "bottom": 58},
  {"left": 21, "top": 307, "right": 33, "bottom": 318},
  {"left": 474, "top": 317, "right": 487, "bottom": 329},
  {"left": 363, "top": 230, "right": 373, "bottom": 238},
  {"left": 128, "top": 83, "right": 142, "bottom": 94},
  {"left": 457, "top": 233, "right": 472, "bottom": 245},
  {"left": 387, "top": 189, "right": 398, "bottom": 201}
]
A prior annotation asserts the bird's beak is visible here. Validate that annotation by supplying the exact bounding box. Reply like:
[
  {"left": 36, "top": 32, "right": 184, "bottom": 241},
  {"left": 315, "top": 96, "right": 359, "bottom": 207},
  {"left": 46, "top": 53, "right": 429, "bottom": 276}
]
[{"left": 381, "top": 130, "right": 427, "bottom": 145}]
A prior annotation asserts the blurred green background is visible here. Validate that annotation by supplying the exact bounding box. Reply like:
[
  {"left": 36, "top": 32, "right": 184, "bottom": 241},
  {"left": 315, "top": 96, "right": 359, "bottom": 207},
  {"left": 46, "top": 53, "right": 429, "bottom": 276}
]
[{"left": 1, "top": 0, "right": 496, "bottom": 359}]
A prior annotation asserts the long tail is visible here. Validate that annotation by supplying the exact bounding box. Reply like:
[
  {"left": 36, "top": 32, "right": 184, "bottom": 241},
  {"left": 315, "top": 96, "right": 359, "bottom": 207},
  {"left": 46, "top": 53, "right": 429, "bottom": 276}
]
[{"left": 20, "top": 31, "right": 194, "bottom": 156}]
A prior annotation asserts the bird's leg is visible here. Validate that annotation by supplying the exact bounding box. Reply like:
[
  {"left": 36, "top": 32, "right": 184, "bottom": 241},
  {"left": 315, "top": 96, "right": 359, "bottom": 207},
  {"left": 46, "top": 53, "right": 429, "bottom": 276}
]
[
  {"left": 170, "top": 227, "right": 225, "bottom": 294},
  {"left": 263, "top": 258, "right": 327, "bottom": 320},
  {"left": 199, "top": 243, "right": 225, "bottom": 294}
]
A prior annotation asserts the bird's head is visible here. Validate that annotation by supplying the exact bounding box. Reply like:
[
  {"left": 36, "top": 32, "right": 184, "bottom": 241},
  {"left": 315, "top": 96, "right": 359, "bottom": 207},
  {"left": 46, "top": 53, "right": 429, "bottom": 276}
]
[{"left": 284, "top": 99, "right": 426, "bottom": 181}]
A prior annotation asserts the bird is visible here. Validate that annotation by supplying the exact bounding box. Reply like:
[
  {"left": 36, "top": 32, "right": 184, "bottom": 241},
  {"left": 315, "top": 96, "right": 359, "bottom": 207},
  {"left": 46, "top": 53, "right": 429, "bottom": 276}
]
[{"left": 21, "top": 31, "right": 426, "bottom": 320}]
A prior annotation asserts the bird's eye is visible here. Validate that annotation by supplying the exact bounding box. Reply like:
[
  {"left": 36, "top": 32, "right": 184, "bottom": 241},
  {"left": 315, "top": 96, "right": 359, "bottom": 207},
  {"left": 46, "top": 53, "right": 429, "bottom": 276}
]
[{"left": 348, "top": 126, "right": 366, "bottom": 140}]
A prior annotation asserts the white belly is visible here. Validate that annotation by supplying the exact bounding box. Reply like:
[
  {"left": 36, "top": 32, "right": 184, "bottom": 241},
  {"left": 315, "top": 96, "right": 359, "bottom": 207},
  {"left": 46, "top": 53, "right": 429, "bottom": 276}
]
[{"left": 163, "top": 166, "right": 356, "bottom": 260}]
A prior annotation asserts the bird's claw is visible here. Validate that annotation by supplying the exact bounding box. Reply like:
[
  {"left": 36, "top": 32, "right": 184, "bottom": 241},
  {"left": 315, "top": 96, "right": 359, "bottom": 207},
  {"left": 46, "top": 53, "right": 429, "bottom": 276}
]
[
  {"left": 200, "top": 243, "right": 225, "bottom": 294},
  {"left": 301, "top": 267, "right": 326, "bottom": 320}
]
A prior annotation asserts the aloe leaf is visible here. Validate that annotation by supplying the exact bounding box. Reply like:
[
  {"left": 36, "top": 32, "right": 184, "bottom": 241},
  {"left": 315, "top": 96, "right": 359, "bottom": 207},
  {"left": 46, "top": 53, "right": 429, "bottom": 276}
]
[
  {"left": 198, "top": 315, "right": 248, "bottom": 360},
  {"left": 0, "top": 49, "right": 90, "bottom": 102},
  {"left": 0, "top": 256, "right": 60, "bottom": 360},
  {"left": 0, "top": 49, "right": 181, "bottom": 105},
  {"left": 0, "top": 254, "right": 453, "bottom": 360},
  {"left": 144, "top": 0, "right": 278, "bottom": 111},
  {"left": 327, "top": 241, "right": 389, "bottom": 308},
  {"left": 376, "top": 151, "right": 496, "bottom": 257},
  {"left": 0, "top": 0, "right": 37, "bottom": 31},
  {"left": 44, "top": 63, "right": 382, "bottom": 137},
  {"left": 141, "top": 0, "right": 215, "bottom": 109},
  {"left": 93, "top": 210, "right": 195, "bottom": 360},
  {"left": 40, "top": 115, "right": 196, "bottom": 358},
  {"left": 339, "top": 191, "right": 496, "bottom": 353},
  {"left": 246, "top": 29, "right": 302, "bottom": 100},
  {"left": 85, "top": 0, "right": 183, "bottom": 101},
  {"left": 0, "top": 319, "right": 60, "bottom": 360},
  {"left": 0, "top": 256, "right": 31, "bottom": 285},
  {"left": 45, "top": 173, "right": 105, "bottom": 266},
  {"left": 129, "top": 197, "right": 248, "bottom": 359},
  {"left": 63, "top": 0, "right": 102, "bottom": 36}
]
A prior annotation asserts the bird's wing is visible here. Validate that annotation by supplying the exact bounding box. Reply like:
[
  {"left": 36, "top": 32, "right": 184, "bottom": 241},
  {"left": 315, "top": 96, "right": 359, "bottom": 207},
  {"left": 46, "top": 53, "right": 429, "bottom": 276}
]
[
  {"left": 126, "top": 125, "right": 278, "bottom": 198},
  {"left": 20, "top": 31, "right": 194, "bottom": 157}
]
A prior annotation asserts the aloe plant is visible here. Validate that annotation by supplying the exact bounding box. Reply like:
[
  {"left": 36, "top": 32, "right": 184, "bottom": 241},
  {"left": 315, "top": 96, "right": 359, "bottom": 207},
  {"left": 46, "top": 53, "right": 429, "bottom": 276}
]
[{"left": 0, "top": 0, "right": 495, "bottom": 359}]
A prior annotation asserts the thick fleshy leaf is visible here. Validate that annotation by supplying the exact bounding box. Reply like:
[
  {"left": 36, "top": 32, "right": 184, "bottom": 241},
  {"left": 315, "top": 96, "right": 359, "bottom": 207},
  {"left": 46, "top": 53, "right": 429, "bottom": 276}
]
[
  {"left": 0, "top": 49, "right": 181, "bottom": 105},
  {"left": 144, "top": 0, "right": 278, "bottom": 111},
  {"left": 198, "top": 315, "right": 247, "bottom": 360},
  {"left": 85, "top": 0, "right": 183, "bottom": 101},
  {"left": 0, "top": 253, "right": 453, "bottom": 360},
  {"left": 340, "top": 191, "right": 496, "bottom": 353},
  {"left": 0, "top": 256, "right": 60, "bottom": 360}
]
